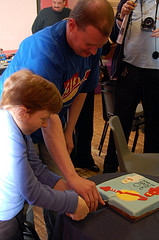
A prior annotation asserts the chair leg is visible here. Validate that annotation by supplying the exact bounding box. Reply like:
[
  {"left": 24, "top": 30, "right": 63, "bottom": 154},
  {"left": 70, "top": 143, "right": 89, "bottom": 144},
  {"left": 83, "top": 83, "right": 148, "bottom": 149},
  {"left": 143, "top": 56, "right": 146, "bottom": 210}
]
[
  {"left": 98, "top": 121, "right": 109, "bottom": 156},
  {"left": 132, "top": 125, "right": 139, "bottom": 152}
]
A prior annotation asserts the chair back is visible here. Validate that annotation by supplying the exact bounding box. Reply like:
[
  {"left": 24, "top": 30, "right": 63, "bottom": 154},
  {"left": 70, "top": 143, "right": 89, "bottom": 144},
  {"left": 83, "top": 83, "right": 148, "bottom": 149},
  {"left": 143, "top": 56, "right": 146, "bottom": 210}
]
[
  {"left": 101, "top": 80, "right": 116, "bottom": 120},
  {"left": 109, "top": 115, "right": 131, "bottom": 171},
  {"left": 100, "top": 61, "right": 117, "bottom": 121}
]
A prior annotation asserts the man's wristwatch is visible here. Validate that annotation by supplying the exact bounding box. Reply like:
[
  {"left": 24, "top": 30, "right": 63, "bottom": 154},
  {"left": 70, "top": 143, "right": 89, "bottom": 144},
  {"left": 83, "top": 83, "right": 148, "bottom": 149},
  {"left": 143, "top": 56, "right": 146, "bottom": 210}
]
[{"left": 116, "top": 13, "right": 123, "bottom": 22}]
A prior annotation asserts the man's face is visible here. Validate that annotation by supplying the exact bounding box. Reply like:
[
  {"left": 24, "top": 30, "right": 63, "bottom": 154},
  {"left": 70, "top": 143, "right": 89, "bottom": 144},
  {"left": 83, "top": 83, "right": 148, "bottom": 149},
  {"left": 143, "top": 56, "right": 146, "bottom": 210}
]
[
  {"left": 52, "top": 0, "right": 65, "bottom": 12},
  {"left": 68, "top": 20, "right": 108, "bottom": 57}
]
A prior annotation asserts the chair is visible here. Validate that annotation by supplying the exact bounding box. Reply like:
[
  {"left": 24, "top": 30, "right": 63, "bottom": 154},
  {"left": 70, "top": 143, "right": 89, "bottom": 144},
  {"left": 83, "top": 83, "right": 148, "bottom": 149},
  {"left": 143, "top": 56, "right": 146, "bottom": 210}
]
[
  {"left": 98, "top": 75, "right": 116, "bottom": 155},
  {"left": 98, "top": 59, "right": 116, "bottom": 156},
  {"left": 131, "top": 103, "right": 145, "bottom": 152},
  {"left": 98, "top": 59, "right": 145, "bottom": 155},
  {"left": 23, "top": 204, "right": 40, "bottom": 240},
  {"left": 23, "top": 221, "right": 40, "bottom": 240},
  {"left": 109, "top": 115, "right": 159, "bottom": 176}
]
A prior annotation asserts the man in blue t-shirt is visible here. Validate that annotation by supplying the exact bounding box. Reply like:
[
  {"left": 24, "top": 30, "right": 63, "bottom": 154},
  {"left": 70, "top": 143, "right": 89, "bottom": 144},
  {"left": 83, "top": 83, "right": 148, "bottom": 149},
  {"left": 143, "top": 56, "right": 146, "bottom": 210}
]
[{"left": 0, "top": 0, "right": 114, "bottom": 221}]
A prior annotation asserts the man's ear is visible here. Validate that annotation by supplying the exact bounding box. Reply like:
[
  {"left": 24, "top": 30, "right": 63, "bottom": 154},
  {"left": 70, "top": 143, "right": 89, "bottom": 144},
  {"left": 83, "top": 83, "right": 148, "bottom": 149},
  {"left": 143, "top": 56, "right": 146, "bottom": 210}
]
[
  {"left": 14, "top": 106, "right": 27, "bottom": 121},
  {"left": 68, "top": 18, "right": 77, "bottom": 32}
]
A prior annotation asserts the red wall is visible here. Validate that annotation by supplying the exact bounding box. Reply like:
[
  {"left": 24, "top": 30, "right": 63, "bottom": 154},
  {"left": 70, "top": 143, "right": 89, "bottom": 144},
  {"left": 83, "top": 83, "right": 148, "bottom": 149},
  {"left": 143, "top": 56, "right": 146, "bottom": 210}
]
[{"left": 41, "top": 0, "right": 68, "bottom": 9}]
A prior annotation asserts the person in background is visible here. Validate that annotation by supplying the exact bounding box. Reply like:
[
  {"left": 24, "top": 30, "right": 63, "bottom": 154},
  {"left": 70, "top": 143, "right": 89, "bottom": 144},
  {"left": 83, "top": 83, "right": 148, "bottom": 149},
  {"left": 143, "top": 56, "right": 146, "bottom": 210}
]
[
  {"left": 32, "top": 0, "right": 71, "bottom": 34},
  {"left": 0, "top": 70, "right": 89, "bottom": 240},
  {"left": 70, "top": 89, "right": 100, "bottom": 172},
  {"left": 0, "top": 0, "right": 114, "bottom": 238},
  {"left": 70, "top": 40, "right": 112, "bottom": 172},
  {"left": 103, "top": 0, "right": 159, "bottom": 173}
]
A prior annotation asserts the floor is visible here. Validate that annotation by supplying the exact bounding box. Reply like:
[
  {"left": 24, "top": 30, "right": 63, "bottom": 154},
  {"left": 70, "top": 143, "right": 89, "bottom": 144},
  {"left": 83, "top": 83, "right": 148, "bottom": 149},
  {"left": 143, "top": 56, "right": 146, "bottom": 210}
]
[{"left": 33, "top": 93, "right": 144, "bottom": 239}]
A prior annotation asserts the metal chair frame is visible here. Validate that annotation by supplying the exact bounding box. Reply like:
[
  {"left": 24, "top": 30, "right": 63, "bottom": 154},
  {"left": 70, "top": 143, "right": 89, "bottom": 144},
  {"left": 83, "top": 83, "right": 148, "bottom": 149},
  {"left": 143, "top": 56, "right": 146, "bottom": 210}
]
[{"left": 98, "top": 60, "right": 145, "bottom": 155}]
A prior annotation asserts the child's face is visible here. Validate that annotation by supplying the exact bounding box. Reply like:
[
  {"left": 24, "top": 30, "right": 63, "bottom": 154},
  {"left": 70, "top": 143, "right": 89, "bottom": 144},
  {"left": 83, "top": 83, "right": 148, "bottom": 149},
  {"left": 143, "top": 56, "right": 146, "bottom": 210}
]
[{"left": 20, "top": 110, "right": 52, "bottom": 135}]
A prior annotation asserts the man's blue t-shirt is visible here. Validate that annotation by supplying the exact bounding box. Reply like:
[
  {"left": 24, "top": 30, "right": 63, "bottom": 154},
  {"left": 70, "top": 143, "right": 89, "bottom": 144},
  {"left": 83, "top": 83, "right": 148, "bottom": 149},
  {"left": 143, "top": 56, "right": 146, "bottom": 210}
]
[{"left": 0, "top": 20, "right": 101, "bottom": 143}]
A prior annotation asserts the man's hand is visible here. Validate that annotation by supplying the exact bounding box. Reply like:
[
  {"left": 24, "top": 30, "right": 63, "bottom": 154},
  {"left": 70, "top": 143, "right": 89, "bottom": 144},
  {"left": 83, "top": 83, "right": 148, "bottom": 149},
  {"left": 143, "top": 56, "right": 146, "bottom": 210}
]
[
  {"left": 67, "top": 174, "right": 105, "bottom": 212},
  {"left": 151, "top": 18, "right": 159, "bottom": 38},
  {"left": 120, "top": 0, "right": 137, "bottom": 19},
  {"left": 66, "top": 196, "right": 89, "bottom": 221}
]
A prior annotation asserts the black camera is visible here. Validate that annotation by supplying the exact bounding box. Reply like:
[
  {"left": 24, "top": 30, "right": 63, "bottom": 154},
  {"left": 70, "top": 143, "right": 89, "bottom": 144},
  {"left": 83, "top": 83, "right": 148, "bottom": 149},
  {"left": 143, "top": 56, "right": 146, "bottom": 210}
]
[{"left": 141, "top": 17, "right": 156, "bottom": 32}]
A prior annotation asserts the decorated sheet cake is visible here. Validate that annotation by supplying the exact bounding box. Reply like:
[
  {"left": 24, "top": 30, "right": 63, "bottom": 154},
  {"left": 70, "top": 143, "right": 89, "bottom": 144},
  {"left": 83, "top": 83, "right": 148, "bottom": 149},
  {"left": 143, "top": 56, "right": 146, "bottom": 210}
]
[{"left": 97, "top": 173, "right": 159, "bottom": 220}]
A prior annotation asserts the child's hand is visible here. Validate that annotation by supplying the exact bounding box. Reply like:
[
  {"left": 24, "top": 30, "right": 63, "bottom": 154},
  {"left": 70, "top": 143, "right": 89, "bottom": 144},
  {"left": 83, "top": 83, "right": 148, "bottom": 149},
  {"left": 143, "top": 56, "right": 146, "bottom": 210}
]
[{"left": 66, "top": 196, "right": 89, "bottom": 221}]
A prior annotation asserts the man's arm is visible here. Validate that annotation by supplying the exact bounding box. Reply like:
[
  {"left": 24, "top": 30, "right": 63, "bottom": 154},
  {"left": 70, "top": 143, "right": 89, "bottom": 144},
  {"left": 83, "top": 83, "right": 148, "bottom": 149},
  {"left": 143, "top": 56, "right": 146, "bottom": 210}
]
[
  {"left": 42, "top": 114, "right": 105, "bottom": 212},
  {"left": 64, "top": 92, "right": 87, "bottom": 154}
]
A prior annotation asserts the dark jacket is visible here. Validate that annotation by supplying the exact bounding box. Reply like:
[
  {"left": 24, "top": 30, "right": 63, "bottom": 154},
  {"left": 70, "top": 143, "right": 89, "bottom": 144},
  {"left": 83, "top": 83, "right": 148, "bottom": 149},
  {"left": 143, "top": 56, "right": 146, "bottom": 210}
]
[{"left": 110, "top": 0, "right": 129, "bottom": 78}]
